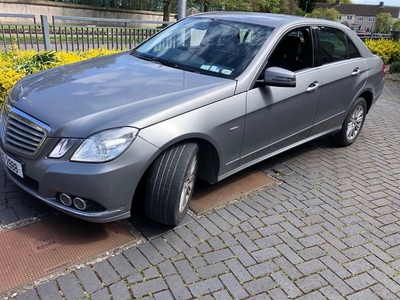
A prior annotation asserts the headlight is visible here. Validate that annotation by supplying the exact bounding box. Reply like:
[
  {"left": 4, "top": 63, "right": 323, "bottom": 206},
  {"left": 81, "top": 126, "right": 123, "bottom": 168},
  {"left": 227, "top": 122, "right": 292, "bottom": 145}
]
[
  {"left": 70, "top": 127, "right": 138, "bottom": 162},
  {"left": 49, "top": 138, "right": 78, "bottom": 158}
]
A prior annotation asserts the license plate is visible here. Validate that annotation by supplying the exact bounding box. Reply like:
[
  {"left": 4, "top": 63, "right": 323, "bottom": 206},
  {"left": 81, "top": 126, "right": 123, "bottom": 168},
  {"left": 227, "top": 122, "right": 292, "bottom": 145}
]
[{"left": 0, "top": 147, "right": 23, "bottom": 178}]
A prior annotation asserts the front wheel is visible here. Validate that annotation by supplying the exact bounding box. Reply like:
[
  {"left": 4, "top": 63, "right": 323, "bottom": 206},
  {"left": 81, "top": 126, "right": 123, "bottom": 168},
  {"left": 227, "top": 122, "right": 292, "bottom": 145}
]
[
  {"left": 331, "top": 97, "right": 367, "bottom": 147},
  {"left": 145, "top": 143, "right": 198, "bottom": 226}
]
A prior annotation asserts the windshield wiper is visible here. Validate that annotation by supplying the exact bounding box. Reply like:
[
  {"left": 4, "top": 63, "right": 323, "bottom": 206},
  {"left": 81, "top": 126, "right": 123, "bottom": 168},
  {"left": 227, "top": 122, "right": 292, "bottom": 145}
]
[
  {"left": 155, "top": 58, "right": 178, "bottom": 68},
  {"left": 135, "top": 53, "right": 177, "bottom": 68}
]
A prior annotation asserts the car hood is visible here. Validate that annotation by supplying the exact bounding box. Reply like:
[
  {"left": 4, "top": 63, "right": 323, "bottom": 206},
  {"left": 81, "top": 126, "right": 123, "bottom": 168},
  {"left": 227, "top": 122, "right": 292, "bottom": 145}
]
[{"left": 10, "top": 52, "right": 236, "bottom": 138}]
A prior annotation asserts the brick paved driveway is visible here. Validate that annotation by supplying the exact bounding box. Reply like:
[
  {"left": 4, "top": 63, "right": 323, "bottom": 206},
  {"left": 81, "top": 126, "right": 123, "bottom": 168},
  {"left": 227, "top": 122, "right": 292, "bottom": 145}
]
[{"left": 3, "top": 81, "right": 400, "bottom": 299}]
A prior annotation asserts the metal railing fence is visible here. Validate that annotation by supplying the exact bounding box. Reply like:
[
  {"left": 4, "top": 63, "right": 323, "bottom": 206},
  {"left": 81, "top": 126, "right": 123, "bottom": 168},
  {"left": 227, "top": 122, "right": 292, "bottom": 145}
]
[
  {"left": 0, "top": 14, "right": 43, "bottom": 51},
  {"left": 0, "top": 13, "right": 172, "bottom": 52},
  {"left": 46, "top": 0, "right": 180, "bottom": 13}
]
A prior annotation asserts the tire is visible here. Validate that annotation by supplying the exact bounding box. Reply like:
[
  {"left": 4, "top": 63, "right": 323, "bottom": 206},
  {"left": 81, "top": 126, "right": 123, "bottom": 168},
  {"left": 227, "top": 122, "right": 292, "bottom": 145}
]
[
  {"left": 145, "top": 143, "right": 198, "bottom": 226},
  {"left": 331, "top": 97, "right": 367, "bottom": 147}
]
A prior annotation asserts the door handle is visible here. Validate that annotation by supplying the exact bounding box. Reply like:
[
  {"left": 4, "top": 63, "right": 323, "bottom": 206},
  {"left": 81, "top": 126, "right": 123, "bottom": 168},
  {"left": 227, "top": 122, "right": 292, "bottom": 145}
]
[
  {"left": 352, "top": 68, "right": 360, "bottom": 76},
  {"left": 306, "top": 81, "right": 319, "bottom": 92}
]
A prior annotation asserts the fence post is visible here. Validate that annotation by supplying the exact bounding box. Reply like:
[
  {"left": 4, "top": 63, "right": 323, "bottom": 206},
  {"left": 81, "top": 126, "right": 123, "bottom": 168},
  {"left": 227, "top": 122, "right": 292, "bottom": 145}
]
[{"left": 41, "top": 15, "right": 51, "bottom": 50}]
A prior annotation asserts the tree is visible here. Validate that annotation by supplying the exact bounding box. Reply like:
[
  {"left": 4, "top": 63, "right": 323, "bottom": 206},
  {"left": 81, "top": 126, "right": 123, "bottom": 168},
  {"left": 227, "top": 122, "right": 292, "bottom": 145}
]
[
  {"left": 163, "top": 0, "right": 171, "bottom": 22},
  {"left": 374, "top": 12, "right": 393, "bottom": 33},
  {"left": 298, "top": 0, "right": 322, "bottom": 13},
  {"left": 201, "top": 0, "right": 279, "bottom": 12},
  {"left": 298, "top": 0, "right": 351, "bottom": 13},
  {"left": 307, "top": 7, "right": 340, "bottom": 21},
  {"left": 279, "top": 0, "right": 303, "bottom": 15},
  {"left": 209, "top": 0, "right": 252, "bottom": 11},
  {"left": 393, "top": 19, "right": 400, "bottom": 31},
  {"left": 253, "top": 0, "right": 280, "bottom": 12},
  {"left": 326, "top": 0, "right": 351, "bottom": 3}
]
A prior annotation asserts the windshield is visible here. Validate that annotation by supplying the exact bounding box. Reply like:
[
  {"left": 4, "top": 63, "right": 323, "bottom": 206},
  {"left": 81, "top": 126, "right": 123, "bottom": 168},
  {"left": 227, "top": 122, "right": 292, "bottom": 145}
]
[{"left": 132, "top": 17, "right": 274, "bottom": 79}]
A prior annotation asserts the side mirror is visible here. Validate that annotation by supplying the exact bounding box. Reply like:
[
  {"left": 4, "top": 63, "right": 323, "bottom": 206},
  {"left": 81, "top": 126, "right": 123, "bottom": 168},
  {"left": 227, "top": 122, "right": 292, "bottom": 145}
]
[{"left": 263, "top": 67, "right": 296, "bottom": 87}]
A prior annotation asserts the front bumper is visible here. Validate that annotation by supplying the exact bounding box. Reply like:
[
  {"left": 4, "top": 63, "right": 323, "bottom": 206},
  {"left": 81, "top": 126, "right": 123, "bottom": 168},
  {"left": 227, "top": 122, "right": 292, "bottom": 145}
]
[{"left": 0, "top": 136, "right": 159, "bottom": 223}]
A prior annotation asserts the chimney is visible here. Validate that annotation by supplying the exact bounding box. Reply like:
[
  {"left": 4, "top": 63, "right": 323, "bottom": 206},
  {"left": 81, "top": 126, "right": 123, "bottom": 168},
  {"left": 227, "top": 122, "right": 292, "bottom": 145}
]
[
  {"left": 379, "top": 1, "right": 384, "bottom": 7},
  {"left": 336, "top": 0, "right": 340, "bottom": 5}
]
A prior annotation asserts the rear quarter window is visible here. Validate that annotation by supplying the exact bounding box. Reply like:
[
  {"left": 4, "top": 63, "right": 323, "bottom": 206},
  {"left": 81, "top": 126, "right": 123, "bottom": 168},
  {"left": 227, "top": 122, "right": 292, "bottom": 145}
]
[{"left": 316, "top": 26, "right": 361, "bottom": 65}]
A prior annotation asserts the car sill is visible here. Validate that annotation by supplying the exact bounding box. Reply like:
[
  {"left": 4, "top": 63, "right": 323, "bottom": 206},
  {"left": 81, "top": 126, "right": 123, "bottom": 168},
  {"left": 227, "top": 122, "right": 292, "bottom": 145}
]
[{"left": 218, "top": 126, "right": 342, "bottom": 182}]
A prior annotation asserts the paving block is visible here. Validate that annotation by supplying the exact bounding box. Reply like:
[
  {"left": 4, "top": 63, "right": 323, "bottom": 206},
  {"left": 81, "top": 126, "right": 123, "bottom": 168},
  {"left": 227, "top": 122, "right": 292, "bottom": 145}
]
[
  {"left": 207, "top": 212, "right": 232, "bottom": 231},
  {"left": 319, "top": 286, "right": 346, "bottom": 300},
  {"left": 220, "top": 273, "right": 248, "bottom": 299},
  {"left": 76, "top": 267, "right": 104, "bottom": 294},
  {"left": 90, "top": 288, "right": 110, "bottom": 300},
  {"left": 188, "top": 277, "right": 223, "bottom": 297},
  {"left": 174, "top": 259, "right": 198, "bottom": 284},
  {"left": 224, "top": 258, "right": 253, "bottom": 283},
  {"left": 0, "top": 208, "right": 18, "bottom": 225},
  {"left": 109, "top": 280, "right": 131, "bottom": 300},
  {"left": 138, "top": 242, "right": 164, "bottom": 265},
  {"left": 93, "top": 260, "right": 120, "bottom": 286},
  {"left": 197, "top": 262, "right": 228, "bottom": 279},
  {"left": 57, "top": 273, "right": 85, "bottom": 300},
  {"left": 230, "top": 245, "right": 257, "bottom": 267},
  {"left": 243, "top": 276, "right": 274, "bottom": 296},
  {"left": 36, "top": 281, "right": 62, "bottom": 300},
  {"left": 130, "top": 278, "right": 167, "bottom": 298},
  {"left": 143, "top": 266, "right": 160, "bottom": 280},
  {"left": 345, "top": 273, "right": 376, "bottom": 291},
  {"left": 346, "top": 288, "right": 380, "bottom": 300},
  {"left": 108, "top": 254, "right": 136, "bottom": 278},
  {"left": 203, "top": 248, "right": 234, "bottom": 263},
  {"left": 235, "top": 232, "right": 259, "bottom": 251},
  {"left": 16, "top": 289, "right": 40, "bottom": 300},
  {"left": 320, "top": 269, "right": 353, "bottom": 296},
  {"left": 297, "top": 259, "right": 326, "bottom": 276},
  {"left": 251, "top": 247, "right": 280, "bottom": 263},
  {"left": 175, "top": 227, "right": 201, "bottom": 248},
  {"left": 151, "top": 236, "right": 178, "bottom": 259},
  {"left": 123, "top": 247, "right": 151, "bottom": 271},
  {"left": 154, "top": 290, "right": 174, "bottom": 300},
  {"left": 186, "top": 221, "right": 212, "bottom": 241},
  {"left": 271, "top": 271, "right": 302, "bottom": 298},
  {"left": 165, "top": 274, "right": 192, "bottom": 300},
  {"left": 158, "top": 260, "right": 176, "bottom": 277}
]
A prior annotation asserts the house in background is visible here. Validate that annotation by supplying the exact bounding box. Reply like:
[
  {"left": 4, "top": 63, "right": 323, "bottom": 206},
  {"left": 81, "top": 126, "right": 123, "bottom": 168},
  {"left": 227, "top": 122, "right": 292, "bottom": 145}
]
[{"left": 315, "top": 1, "right": 400, "bottom": 34}]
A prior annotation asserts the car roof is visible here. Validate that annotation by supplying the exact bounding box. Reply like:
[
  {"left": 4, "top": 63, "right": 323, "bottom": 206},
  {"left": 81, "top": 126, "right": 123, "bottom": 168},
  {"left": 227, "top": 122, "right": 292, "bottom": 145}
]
[{"left": 192, "top": 12, "right": 348, "bottom": 30}]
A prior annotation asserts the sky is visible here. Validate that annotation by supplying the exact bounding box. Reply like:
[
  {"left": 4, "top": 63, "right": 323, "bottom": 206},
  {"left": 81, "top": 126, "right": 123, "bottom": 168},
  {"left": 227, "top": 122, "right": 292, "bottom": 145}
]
[{"left": 351, "top": 0, "right": 400, "bottom": 7}]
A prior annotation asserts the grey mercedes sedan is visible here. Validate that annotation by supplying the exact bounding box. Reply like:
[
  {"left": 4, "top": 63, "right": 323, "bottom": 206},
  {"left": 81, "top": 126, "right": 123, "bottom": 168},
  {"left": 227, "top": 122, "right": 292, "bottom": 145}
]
[{"left": 0, "top": 13, "right": 385, "bottom": 225}]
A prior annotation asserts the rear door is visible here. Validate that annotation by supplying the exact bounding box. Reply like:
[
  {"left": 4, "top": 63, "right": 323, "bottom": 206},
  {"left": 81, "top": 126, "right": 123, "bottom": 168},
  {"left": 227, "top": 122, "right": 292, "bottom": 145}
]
[{"left": 310, "top": 26, "right": 367, "bottom": 136}]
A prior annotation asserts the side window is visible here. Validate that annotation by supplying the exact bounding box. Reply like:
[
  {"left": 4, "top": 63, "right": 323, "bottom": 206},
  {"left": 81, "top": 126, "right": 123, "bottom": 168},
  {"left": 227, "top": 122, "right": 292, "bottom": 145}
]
[
  {"left": 316, "top": 27, "right": 361, "bottom": 65},
  {"left": 267, "top": 27, "right": 313, "bottom": 72},
  {"left": 348, "top": 39, "right": 361, "bottom": 59}
]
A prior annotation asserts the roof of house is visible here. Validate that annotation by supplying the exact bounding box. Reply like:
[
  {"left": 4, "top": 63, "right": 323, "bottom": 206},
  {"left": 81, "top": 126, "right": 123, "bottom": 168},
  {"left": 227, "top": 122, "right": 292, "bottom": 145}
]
[{"left": 314, "top": 2, "right": 400, "bottom": 18}]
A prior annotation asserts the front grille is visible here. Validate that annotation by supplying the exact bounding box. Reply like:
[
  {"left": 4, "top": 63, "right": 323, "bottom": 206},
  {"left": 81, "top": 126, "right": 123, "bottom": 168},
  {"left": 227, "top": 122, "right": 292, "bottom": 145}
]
[{"left": 1, "top": 106, "right": 50, "bottom": 156}]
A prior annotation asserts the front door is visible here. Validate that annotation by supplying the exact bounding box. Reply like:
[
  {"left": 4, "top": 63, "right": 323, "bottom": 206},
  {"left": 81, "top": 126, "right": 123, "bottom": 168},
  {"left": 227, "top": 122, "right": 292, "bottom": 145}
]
[{"left": 239, "top": 27, "right": 321, "bottom": 167}]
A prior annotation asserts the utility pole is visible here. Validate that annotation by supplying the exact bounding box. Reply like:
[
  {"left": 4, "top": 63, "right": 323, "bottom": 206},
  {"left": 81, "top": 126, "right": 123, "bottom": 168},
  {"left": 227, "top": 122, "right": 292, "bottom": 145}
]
[{"left": 178, "top": 0, "right": 186, "bottom": 19}]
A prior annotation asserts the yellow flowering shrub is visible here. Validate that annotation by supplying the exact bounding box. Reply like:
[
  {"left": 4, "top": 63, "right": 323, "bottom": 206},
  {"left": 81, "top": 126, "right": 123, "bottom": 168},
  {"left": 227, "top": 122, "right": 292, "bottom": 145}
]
[
  {"left": 364, "top": 39, "right": 400, "bottom": 64},
  {"left": 0, "top": 44, "right": 121, "bottom": 104},
  {"left": 55, "top": 47, "right": 120, "bottom": 66},
  {"left": 0, "top": 59, "right": 25, "bottom": 102}
]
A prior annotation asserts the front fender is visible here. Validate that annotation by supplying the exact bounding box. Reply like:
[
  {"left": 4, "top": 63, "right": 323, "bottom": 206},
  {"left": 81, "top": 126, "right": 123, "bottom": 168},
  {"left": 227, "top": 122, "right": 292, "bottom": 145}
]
[{"left": 138, "top": 93, "right": 247, "bottom": 176}]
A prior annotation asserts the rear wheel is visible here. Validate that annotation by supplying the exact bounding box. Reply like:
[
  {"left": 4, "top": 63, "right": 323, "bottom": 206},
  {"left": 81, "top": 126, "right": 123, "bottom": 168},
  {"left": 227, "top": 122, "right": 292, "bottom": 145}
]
[
  {"left": 331, "top": 97, "right": 367, "bottom": 147},
  {"left": 145, "top": 143, "right": 198, "bottom": 226}
]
